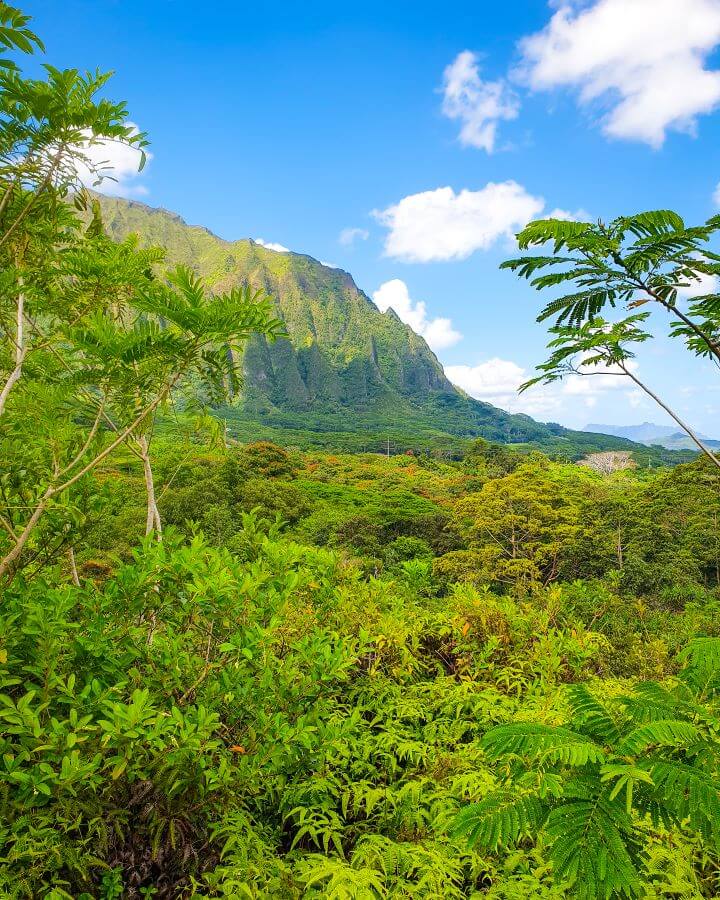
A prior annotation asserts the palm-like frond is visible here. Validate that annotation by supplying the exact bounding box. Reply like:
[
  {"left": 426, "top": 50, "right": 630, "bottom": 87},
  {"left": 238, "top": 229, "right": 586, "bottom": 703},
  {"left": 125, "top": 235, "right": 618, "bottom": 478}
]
[
  {"left": 647, "top": 759, "right": 720, "bottom": 848},
  {"left": 677, "top": 637, "right": 720, "bottom": 695},
  {"left": 504, "top": 208, "right": 720, "bottom": 387},
  {"left": 544, "top": 797, "right": 640, "bottom": 900},
  {"left": 454, "top": 645, "right": 720, "bottom": 900},
  {"left": 567, "top": 684, "right": 624, "bottom": 744},
  {"left": 482, "top": 722, "right": 606, "bottom": 766},
  {"left": 449, "top": 789, "right": 545, "bottom": 851},
  {"left": 616, "top": 719, "right": 701, "bottom": 756}
]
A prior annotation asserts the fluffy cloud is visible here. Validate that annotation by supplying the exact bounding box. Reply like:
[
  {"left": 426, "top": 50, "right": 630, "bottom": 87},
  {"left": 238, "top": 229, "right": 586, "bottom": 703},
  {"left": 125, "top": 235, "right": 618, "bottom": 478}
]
[
  {"left": 441, "top": 50, "right": 520, "bottom": 152},
  {"left": 339, "top": 227, "right": 369, "bottom": 246},
  {"left": 547, "top": 207, "right": 591, "bottom": 222},
  {"left": 446, "top": 357, "right": 571, "bottom": 417},
  {"left": 255, "top": 238, "right": 290, "bottom": 253},
  {"left": 518, "top": 0, "right": 720, "bottom": 147},
  {"left": 74, "top": 124, "right": 151, "bottom": 197},
  {"left": 676, "top": 271, "right": 719, "bottom": 299},
  {"left": 446, "top": 355, "right": 639, "bottom": 418},
  {"left": 563, "top": 359, "right": 638, "bottom": 398},
  {"left": 375, "top": 181, "right": 544, "bottom": 262},
  {"left": 372, "top": 279, "right": 462, "bottom": 351},
  {"left": 714, "top": 182, "right": 720, "bottom": 206},
  {"left": 446, "top": 358, "right": 526, "bottom": 404}
]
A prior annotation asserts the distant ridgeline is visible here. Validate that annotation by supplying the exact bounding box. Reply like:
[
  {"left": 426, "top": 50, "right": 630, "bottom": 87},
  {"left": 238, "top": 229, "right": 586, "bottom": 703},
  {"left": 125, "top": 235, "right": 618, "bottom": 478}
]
[{"left": 96, "top": 195, "right": 691, "bottom": 462}]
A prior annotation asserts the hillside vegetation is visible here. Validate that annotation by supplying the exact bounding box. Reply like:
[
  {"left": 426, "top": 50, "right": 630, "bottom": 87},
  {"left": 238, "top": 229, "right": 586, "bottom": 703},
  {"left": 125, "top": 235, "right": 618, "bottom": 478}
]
[
  {"left": 93, "top": 196, "right": 676, "bottom": 462},
  {"left": 1, "top": 5, "right": 720, "bottom": 899},
  {"left": 4, "top": 437, "right": 720, "bottom": 897}
]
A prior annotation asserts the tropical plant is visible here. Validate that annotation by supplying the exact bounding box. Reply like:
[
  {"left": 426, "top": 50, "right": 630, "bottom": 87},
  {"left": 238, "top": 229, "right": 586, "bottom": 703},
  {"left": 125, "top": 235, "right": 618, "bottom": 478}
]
[
  {"left": 502, "top": 211, "right": 720, "bottom": 466},
  {"left": 0, "top": 2, "right": 286, "bottom": 577},
  {"left": 0, "top": 256, "right": 283, "bottom": 578},
  {"left": 452, "top": 637, "right": 720, "bottom": 899}
]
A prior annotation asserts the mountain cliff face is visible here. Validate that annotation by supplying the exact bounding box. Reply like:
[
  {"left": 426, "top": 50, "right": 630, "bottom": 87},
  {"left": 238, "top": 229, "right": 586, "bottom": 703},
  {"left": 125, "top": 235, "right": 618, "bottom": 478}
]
[
  {"left": 94, "top": 195, "right": 638, "bottom": 454},
  {"left": 98, "top": 196, "right": 452, "bottom": 409}
]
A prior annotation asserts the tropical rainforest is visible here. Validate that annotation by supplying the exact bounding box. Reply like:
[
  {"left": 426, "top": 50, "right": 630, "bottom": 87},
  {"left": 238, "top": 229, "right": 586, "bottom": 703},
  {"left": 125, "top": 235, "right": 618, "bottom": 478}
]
[{"left": 2, "top": 4, "right": 720, "bottom": 900}]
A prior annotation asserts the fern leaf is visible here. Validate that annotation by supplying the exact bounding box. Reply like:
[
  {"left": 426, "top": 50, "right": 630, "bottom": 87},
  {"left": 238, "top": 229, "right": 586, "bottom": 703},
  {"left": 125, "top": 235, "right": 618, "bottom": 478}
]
[
  {"left": 677, "top": 637, "right": 720, "bottom": 693},
  {"left": 450, "top": 789, "right": 545, "bottom": 850},
  {"left": 619, "top": 210, "right": 685, "bottom": 237},
  {"left": 616, "top": 719, "right": 700, "bottom": 756},
  {"left": 545, "top": 797, "right": 641, "bottom": 900},
  {"left": 648, "top": 759, "right": 720, "bottom": 848},
  {"left": 482, "top": 723, "right": 606, "bottom": 766},
  {"left": 567, "top": 684, "right": 623, "bottom": 745}
]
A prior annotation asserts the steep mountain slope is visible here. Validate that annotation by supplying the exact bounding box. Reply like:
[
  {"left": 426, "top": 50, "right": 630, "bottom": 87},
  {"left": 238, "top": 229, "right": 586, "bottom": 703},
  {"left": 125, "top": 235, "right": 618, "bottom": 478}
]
[{"left": 95, "top": 195, "right": 647, "bottom": 456}]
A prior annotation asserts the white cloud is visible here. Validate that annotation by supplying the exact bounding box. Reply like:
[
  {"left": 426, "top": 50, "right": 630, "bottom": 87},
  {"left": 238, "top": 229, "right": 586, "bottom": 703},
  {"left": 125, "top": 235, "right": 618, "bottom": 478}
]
[
  {"left": 676, "top": 271, "right": 719, "bottom": 299},
  {"left": 255, "top": 238, "right": 290, "bottom": 253},
  {"left": 75, "top": 123, "right": 151, "bottom": 197},
  {"left": 548, "top": 207, "right": 591, "bottom": 222},
  {"left": 375, "top": 181, "right": 544, "bottom": 262},
  {"left": 563, "top": 359, "right": 638, "bottom": 396},
  {"left": 446, "top": 357, "right": 525, "bottom": 402},
  {"left": 339, "top": 227, "right": 369, "bottom": 246},
  {"left": 447, "top": 355, "right": 640, "bottom": 418},
  {"left": 518, "top": 0, "right": 720, "bottom": 147},
  {"left": 372, "top": 279, "right": 462, "bottom": 351},
  {"left": 441, "top": 50, "right": 520, "bottom": 152},
  {"left": 320, "top": 260, "right": 339, "bottom": 268},
  {"left": 714, "top": 182, "right": 720, "bottom": 206},
  {"left": 446, "top": 357, "right": 568, "bottom": 417}
]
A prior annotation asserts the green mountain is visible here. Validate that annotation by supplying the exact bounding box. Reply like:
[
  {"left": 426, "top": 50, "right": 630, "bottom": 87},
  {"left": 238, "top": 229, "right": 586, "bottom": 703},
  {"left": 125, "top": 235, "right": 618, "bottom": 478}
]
[
  {"left": 95, "top": 195, "right": 674, "bottom": 459},
  {"left": 586, "top": 422, "right": 720, "bottom": 452}
]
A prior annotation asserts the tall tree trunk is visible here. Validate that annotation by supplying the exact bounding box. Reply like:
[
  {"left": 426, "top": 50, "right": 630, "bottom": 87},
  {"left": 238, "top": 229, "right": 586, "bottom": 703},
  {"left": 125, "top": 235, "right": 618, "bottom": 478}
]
[
  {"left": 620, "top": 363, "right": 720, "bottom": 471},
  {"left": 0, "top": 286, "right": 25, "bottom": 417},
  {"left": 67, "top": 546, "right": 81, "bottom": 587},
  {"left": 138, "top": 433, "right": 162, "bottom": 537}
]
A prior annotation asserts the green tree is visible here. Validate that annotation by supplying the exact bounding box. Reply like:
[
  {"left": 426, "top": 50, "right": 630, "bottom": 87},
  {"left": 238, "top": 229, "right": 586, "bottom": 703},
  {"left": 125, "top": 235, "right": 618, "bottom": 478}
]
[
  {"left": 451, "top": 460, "right": 584, "bottom": 592},
  {"left": 502, "top": 212, "right": 720, "bottom": 467},
  {"left": 453, "top": 638, "right": 720, "bottom": 899},
  {"left": 0, "top": 5, "right": 149, "bottom": 416},
  {"left": 0, "top": 258, "right": 283, "bottom": 579},
  {"left": 0, "top": 5, "right": 285, "bottom": 579}
]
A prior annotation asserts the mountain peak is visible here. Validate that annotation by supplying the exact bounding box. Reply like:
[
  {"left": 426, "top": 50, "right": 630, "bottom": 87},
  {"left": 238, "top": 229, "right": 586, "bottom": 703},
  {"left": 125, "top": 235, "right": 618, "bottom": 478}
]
[{"left": 94, "top": 193, "right": 653, "bottom": 456}]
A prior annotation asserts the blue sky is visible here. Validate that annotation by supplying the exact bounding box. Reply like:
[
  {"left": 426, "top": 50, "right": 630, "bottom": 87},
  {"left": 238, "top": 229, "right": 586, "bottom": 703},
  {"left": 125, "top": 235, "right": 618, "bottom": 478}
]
[{"left": 27, "top": 0, "right": 720, "bottom": 433}]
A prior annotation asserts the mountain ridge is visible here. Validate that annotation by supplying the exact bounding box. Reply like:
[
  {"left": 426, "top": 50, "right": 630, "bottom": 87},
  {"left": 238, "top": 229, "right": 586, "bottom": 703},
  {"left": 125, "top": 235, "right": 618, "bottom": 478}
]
[
  {"left": 586, "top": 422, "right": 719, "bottom": 451},
  {"left": 94, "top": 194, "right": 680, "bottom": 459}
]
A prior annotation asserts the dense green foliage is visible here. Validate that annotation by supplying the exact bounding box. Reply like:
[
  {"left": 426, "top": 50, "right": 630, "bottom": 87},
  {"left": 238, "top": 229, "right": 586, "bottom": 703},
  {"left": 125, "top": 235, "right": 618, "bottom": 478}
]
[
  {"left": 3, "top": 439, "right": 720, "bottom": 898},
  {"left": 2, "top": 6, "right": 720, "bottom": 898},
  {"left": 454, "top": 641, "right": 720, "bottom": 900}
]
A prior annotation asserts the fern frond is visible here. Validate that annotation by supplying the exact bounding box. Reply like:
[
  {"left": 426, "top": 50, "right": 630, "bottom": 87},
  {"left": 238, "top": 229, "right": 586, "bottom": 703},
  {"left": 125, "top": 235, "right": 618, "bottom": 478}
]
[
  {"left": 545, "top": 797, "right": 641, "bottom": 900},
  {"left": 618, "top": 210, "right": 685, "bottom": 237},
  {"left": 621, "top": 682, "right": 681, "bottom": 723},
  {"left": 648, "top": 759, "right": 720, "bottom": 848},
  {"left": 567, "top": 684, "right": 623, "bottom": 745},
  {"left": 450, "top": 789, "right": 545, "bottom": 850},
  {"left": 537, "top": 289, "right": 616, "bottom": 325},
  {"left": 516, "top": 218, "right": 593, "bottom": 251},
  {"left": 616, "top": 719, "right": 700, "bottom": 756},
  {"left": 499, "top": 254, "right": 576, "bottom": 278},
  {"left": 482, "top": 723, "right": 606, "bottom": 766},
  {"left": 678, "top": 637, "right": 720, "bottom": 694}
]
